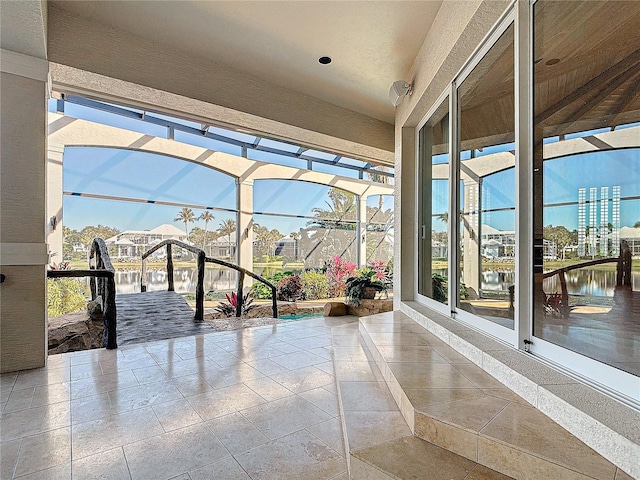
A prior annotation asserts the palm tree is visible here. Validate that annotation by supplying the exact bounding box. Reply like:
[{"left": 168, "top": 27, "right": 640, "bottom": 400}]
[
  {"left": 174, "top": 207, "right": 195, "bottom": 237},
  {"left": 218, "top": 219, "right": 236, "bottom": 259},
  {"left": 366, "top": 166, "right": 390, "bottom": 219},
  {"left": 199, "top": 211, "right": 215, "bottom": 250}
]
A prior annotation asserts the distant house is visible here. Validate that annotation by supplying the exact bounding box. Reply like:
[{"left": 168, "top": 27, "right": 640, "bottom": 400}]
[
  {"left": 480, "top": 225, "right": 516, "bottom": 258},
  {"left": 105, "top": 224, "right": 187, "bottom": 259},
  {"left": 209, "top": 231, "right": 237, "bottom": 258},
  {"left": 274, "top": 237, "right": 298, "bottom": 258},
  {"left": 620, "top": 226, "right": 640, "bottom": 257}
]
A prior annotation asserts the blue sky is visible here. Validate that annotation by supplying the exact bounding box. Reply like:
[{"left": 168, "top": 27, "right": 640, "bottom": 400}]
[
  {"left": 56, "top": 100, "right": 393, "bottom": 234},
  {"left": 54, "top": 99, "right": 637, "bottom": 236}
]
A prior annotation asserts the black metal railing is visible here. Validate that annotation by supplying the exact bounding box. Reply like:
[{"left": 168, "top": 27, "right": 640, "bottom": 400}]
[
  {"left": 141, "top": 240, "right": 278, "bottom": 321},
  {"left": 47, "top": 238, "right": 117, "bottom": 349}
]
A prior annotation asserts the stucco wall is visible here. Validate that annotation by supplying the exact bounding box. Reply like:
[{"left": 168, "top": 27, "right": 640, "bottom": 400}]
[
  {"left": 46, "top": 5, "right": 394, "bottom": 158},
  {"left": 0, "top": 72, "right": 48, "bottom": 372},
  {"left": 394, "top": 0, "right": 511, "bottom": 308}
]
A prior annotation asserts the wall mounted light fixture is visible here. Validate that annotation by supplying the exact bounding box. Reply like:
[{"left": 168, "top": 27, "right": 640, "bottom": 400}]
[{"left": 389, "top": 81, "right": 412, "bottom": 107}]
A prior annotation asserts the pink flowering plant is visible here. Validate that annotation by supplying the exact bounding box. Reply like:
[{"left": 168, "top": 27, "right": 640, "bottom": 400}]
[{"left": 325, "top": 255, "right": 357, "bottom": 297}]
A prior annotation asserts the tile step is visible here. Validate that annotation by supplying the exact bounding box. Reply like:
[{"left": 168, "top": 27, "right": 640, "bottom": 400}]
[{"left": 356, "top": 311, "right": 633, "bottom": 480}]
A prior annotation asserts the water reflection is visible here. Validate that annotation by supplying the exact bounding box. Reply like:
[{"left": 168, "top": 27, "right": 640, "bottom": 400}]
[{"left": 106, "top": 267, "right": 239, "bottom": 294}]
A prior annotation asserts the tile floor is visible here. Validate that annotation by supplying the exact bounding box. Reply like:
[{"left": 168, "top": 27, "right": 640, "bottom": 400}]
[{"left": 1, "top": 317, "right": 356, "bottom": 480}]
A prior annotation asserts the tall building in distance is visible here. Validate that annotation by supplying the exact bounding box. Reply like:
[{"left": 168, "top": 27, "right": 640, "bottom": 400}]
[{"left": 577, "top": 185, "right": 621, "bottom": 257}]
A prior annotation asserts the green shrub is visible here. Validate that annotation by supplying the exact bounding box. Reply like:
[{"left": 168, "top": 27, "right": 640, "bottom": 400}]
[
  {"left": 301, "top": 271, "right": 329, "bottom": 300},
  {"left": 47, "top": 278, "right": 88, "bottom": 317}
]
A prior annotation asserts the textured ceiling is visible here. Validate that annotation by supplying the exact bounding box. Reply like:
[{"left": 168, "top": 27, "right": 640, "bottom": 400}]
[{"left": 49, "top": 1, "right": 442, "bottom": 124}]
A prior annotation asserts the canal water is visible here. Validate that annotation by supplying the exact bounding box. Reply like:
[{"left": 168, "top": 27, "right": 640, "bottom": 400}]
[{"left": 112, "top": 266, "right": 638, "bottom": 298}]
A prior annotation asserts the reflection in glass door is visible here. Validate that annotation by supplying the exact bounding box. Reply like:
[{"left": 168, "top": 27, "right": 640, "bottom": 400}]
[
  {"left": 532, "top": 0, "right": 640, "bottom": 383},
  {"left": 418, "top": 98, "right": 450, "bottom": 308},
  {"left": 456, "top": 23, "right": 516, "bottom": 332}
]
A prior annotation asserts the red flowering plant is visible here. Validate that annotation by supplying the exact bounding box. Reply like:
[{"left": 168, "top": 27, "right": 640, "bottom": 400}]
[
  {"left": 215, "top": 291, "right": 254, "bottom": 317},
  {"left": 325, "top": 255, "right": 357, "bottom": 297}
]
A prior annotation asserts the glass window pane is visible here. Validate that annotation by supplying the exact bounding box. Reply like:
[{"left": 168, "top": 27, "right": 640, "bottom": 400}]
[
  {"left": 366, "top": 195, "right": 394, "bottom": 264},
  {"left": 533, "top": 0, "right": 640, "bottom": 376},
  {"left": 457, "top": 23, "right": 515, "bottom": 328},
  {"left": 418, "top": 97, "right": 450, "bottom": 303},
  {"left": 63, "top": 147, "right": 237, "bottom": 210}
]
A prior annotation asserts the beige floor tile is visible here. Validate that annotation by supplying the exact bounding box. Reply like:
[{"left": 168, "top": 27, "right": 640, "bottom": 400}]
[
  {"left": 352, "top": 436, "right": 477, "bottom": 480},
  {"left": 205, "top": 350, "right": 242, "bottom": 367},
  {"left": 339, "top": 381, "right": 399, "bottom": 412},
  {"left": 269, "top": 350, "right": 327, "bottom": 370},
  {"left": 332, "top": 346, "right": 372, "bottom": 362},
  {"left": 431, "top": 346, "right": 474, "bottom": 364},
  {"left": 14, "top": 427, "right": 71, "bottom": 477},
  {"left": 477, "top": 436, "right": 594, "bottom": 480},
  {"left": 420, "top": 395, "right": 510, "bottom": 432},
  {"left": 308, "top": 346, "right": 334, "bottom": 361},
  {"left": 332, "top": 334, "right": 364, "bottom": 346},
  {"left": 615, "top": 468, "right": 636, "bottom": 480},
  {"left": 71, "top": 408, "right": 164, "bottom": 459},
  {"left": 378, "top": 345, "right": 449, "bottom": 363},
  {"left": 202, "top": 363, "right": 265, "bottom": 389},
  {"left": 0, "top": 401, "right": 71, "bottom": 441},
  {"left": 243, "top": 376, "right": 294, "bottom": 402},
  {"left": 1, "top": 438, "right": 21, "bottom": 479},
  {"left": 294, "top": 335, "right": 333, "bottom": 350},
  {"left": 323, "top": 382, "right": 338, "bottom": 394},
  {"left": 70, "top": 363, "right": 104, "bottom": 381},
  {"left": 169, "top": 373, "right": 215, "bottom": 397},
  {"left": 235, "top": 429, "right": 346, "bottom": 480},
  {"left": 465, "top": 464, "right": 514, "bottom": 480},
  {"left": 205, "top": 412, "right": 270, "bottom": 454},
  {"left": 271, "top": 365, "right": 334, "bottom": 393},
  {"left": 366, "top": 332, "right": 431, "bottom": 346},
  {"left": 233, "top": 345, "right": 288, "bottom": 362},
  {"left": 334, "top": 361, "right": 385, "bottom": 382},
  {"left": 481, "top": 388, "right": 531, "bottom": 406},
  {"left": 314, "top": 360, "right": 336, "bottom": 374},
  {"left": 453, "top": 364, "right": 506, "bottom": 389},
  {"left": 69, "top": 371, "right": 139, "bottom": 400},
  {"left": 70, "top": 393, "right": 113, "bottom": 424},
  {"left": 389, "top": 363, "right": 478, "bottom": 389},
  {"left": 131, "top": 365, "right": 171, "bottom": 385},
  {"left": 265, "top": 341, "right": 302, "bottom": 354},
  {"left": 415, "top": 414, "right": 478, "bottom": 461},
  {"left": 404, "top": 388, "right": 484, "bottom": 409},
  {"left": 240, "top": 394, "right": 332, "bottom": 440},
  {"left": 480, "top": 403, "right": 617, "bottom": 479},
  {"left": 152, "top": 398, "right": 203, "bottom": 432},
  {"left": 1, "top": 372, "right": 18, "bottom": 391},
  {"left": 349, "top": 455, "right": 395, "bottom": 480},
  {"left": 99, "top": 354, "right": 158, "bottom": 374},
  {"left": 13, "top": 462, "right": 71, "bottom": 480},
  {"left": 245, "top": 358, "right": 290, "bottom": 376},
  {"left": 32, "top": 382, "right": 71, "bottom": 408},
  {"left": 2, "top": 387, "right": 35, "bottom": 413},
  {"left": 186, "top": 383, "right": 266, "bottom": 420},
  {"left": 157, "top": 357, "right": 219, "bottom": 379},
  {"left": 189, "top": 456, "right": 250, "bottom": 480},
  {"left": 306, "top": 417, "right": 345, "bottom": 456},
  {"left": 71, "top": 447, "right": 132, "bottom": 480},
  {"left": 299, "top": 386, "right": 340, "bottom": 417},
  {"left": 123, "top": 423, "right": 228, "bottom": 480},
  {"left": 108, "top": 381, "right": 183, "bottom": 414},
  {"left": 344, "top": 411, "right": 412, "bottom": 451},
  {"left": 13, "top": 367, "right": 70, "bottom": 391}
]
